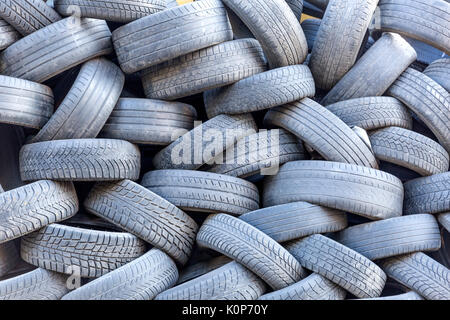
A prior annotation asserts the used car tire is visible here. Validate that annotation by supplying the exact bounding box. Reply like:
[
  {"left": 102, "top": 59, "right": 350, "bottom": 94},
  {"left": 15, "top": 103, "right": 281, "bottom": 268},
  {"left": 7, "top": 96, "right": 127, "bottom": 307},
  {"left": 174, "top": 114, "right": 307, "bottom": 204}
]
[
  {"left": 0, "top": 18, "right": 19, "bottom": 50},
  {"left": 0, "top": 241, "right": 19, "bottom": 278},
  {"left": 423, "top": 58, "right": 450, "bottom": 92}
]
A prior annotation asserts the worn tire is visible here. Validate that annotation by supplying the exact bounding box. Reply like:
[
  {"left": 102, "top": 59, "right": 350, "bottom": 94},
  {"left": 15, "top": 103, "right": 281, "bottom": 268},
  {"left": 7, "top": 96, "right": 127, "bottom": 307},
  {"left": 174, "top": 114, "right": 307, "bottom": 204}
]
[
  {"left": 20, "top": 139, "right": 141, "bottom": 182},
  {"left": 404, "top": 172, "right": 450, "bottom": 215},
  {"left": 326, "top": 97, "right": 413, "bottom": 131},
  {"left": 156, "top": 261, "right": 266, "bottom": 300},
  {"left": 112, "top": 0, "right": 232, "bottom": 74},
  {"left": 404, "top": 37, "right": 449, "bottom": 66},
  {"left": 321, "top": 32, "right": 417, "bottom": 106},
  {"left": 85, "top": 180, "right": 198, "bottom": 265},
  {"left": 0, "top": 17, "right": 112, "bottom": 83},
  {"left": 309, "top": 0, "right": 378, "bottom": 90},
  {"left": 285, "top": 0, "right": 303, "bottom": 21},
  {"left": 336, "top": 214, "right": 441, "bottom": 260},
  {"left": 387, "top": 68, "right": 450, "bottom": 154},
  {"left": 32, "top": 59, "right": 124, "bottom": 142},
  {"left": 177, "top": 256, "right": 232, "bottom": 285},
  {"left": 423, "top": 58, "right": 450, "bottom": 92},
  {"left": 438, "top": 212, "right": 450, "bottom": 233},
  {"left": 0, "top": 18, "right": 19, "bottom": 50},
  {"left": 203, "top": 65, "right": 315, "bottom": 118},
  {"left": 369, "top": 127, "right": 449, "bottom": 176},
  {"left": 301, "top": 18, "right": 321, "bottom": 51},
  {"left": 379, "top": 0, "right": 450, "bottom": 54},
  {"left": 0, "top": 75, "right": 53, "bottom": 129},
  {"left": 264, "top": 98, "right": 378, "bottom": 168},
  {"left": 152, "top": 114, "right": 257, "bottom": 170},
  {"left": 259, "top": 273, "right": 346, "bottom": 300},
  {"left": 222, "top": 0, "right": 308, "bottom": 68},
  {"left": 142, "top": 38, "right": 267, "bottom": 100},
  {"left": 62, "top": 249, "right": 178, "bottom": 300},
  {"left": 380, "top": 252, "right": 450, "bottom": 300},
  {"left": 263, "top": 160, "right": 404, "bottom": 220},
  {"left": 21, "top": 224, "right": 146, "bottom": 278},
  {"left": 197, "top": 214, "right": 305, "bottom": 290},
  {"left": 54, "top": 0, "right": 166, "bottom": 22},
  {"left": 361, "top": 291, "right": 423, "bottom": 300},
  {"left": 142, "top": 170, "right": 259, "bottom": 216},
  {"left": 287, "top": 234, "right": 387, "bottom": 298},
  {"left": 0, "top": 242, "right": 19, "bottom": 278},
  {"left": 0, "top": 181, "right": 78, "bottom": 244},
  {"left": 99, "top": 98, "right": 197, "bottom": 145}
]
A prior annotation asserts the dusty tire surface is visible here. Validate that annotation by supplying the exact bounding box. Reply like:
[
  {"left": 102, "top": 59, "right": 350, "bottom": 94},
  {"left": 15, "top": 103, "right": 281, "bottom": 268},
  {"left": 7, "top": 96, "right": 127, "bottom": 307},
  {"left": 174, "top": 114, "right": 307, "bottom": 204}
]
[
  {"left": 423, "top": 58, "right": 450, "bottom": 92},
  {"left": 0, "top": 242, "right": 19, "bottom": 278},
  {"left": 0, "top": 18, "right": 20, "bottom": 50}
]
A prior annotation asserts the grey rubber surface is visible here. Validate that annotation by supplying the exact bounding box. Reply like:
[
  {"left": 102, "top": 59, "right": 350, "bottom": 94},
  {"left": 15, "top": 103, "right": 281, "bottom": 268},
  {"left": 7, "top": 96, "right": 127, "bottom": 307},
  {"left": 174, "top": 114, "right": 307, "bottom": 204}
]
[
  {"left": 0, "top": 180, "right": 78, "bottom": 244},
  {"left": 222, "top": 0, "right": 308, "bottom": 68},
  {"left": 203, "top": 65, "right": 315, "bottom": 118},
  {"left": 387, "top": 68, "right": 450, "bottom": 154},
  {"left": 285, "top": 0, "right": 303, "bottom": 21},
  {"left": 301, "top": 18, "right": 320, "bottom": 51},
  {"left": 84, "top": 179, "right": 198, "bottom": 265},
  {"left": 155, "top": 261, "right": 266, "bottom": 300},
  {"left": 380, "top": 252, "right": 450, "bottom": 300},
  {"left": 55, "top": 0, "right": 166, "bottom": 22},
  {"left": 369, "top": 127, "right": 449, "bottom": 176},
  {"left": 438, "top": 212, "right": 450, "bottom": 233},
  {"left": 404, "top": 172, "right": 450, "bottom": 215},
  {"left": 21, "top": 223, "right": 147, "bottom": 278},
  {"left": 309, "top": 0, "right": 378, "bottom": 90},
  {"left": 0, "top": 17, "right": 112, "bottom": 83},
  {"left": 196, "top": 214, "right": 305, "bottom": 290},
  {"left": 62, "top": 249, "right": 178, "bottom": 300},
  {"left": 259, "top": 273, "right": 346, "bottom": 300},
  {"left": 321, "top": 32, "right": 417, "bottom": 106},
  {"left": 263, "top": 160, "right": 404, "bottom": 220},
  {"left": 20, "top": 139, "right": 141, "bottom": 182},
  {"left": 326, "top": 96, "right": 413, "bottom": 131},
  {"left": 152, "top": 114, "right": 257, "bottom": 170},
  {"left": 336, "top": 214, "right": 442, "bottom": 260},
  {"left": 99, "top": 98, "right": 197, "bottom": 145},
  {"left": 264, "top": 98, "right": 379, "bottom": 168},
  {"left": 0, "top": 241, "right": 19, "bottom": 278},
  {"left": 141, "top": 170, "right": 260, "bottom": 216},
  {"left": 240, "top": 201, "right": 347, "bottom": 243},
  {"left": 287, "top": 234, "right": 387, "bottom": 298},
  {"left": 360, "top": 291, "right": 423, "bottom": 300},
  {"left": 142, "top": 38, "right": 267, "bottom": 100},
  {"left": 32, "top": 59, "right": 124, "bottom": 142},
  {"left": 0, "top": 268, "right": 68, "bottom": 300},
  {"left": 0, "top": 75, "right": 53, "bottom": 129},
  {"left": 423, "top": 58, "right": 450, "bottom": 92},
  {"left": 177, "top": 256, "right": 232, "bottom": 285},
  {"left": 112, "top": 0, "right": 232, "bottom": 74},
  {"left": 0, "top": 18, "right": 19, "bottom": 50}
]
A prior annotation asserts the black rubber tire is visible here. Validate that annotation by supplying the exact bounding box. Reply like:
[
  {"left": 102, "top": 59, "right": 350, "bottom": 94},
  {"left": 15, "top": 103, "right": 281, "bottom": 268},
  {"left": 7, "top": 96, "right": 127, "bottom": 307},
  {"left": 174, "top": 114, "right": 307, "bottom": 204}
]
[
  {"left": 0, "top": 18, "right": 19, "bottom": 50},
  {"left": 222, "top": 0, "right": 308, "bottom": 68},
  {"left": 309, "top": 0, "right": 378, "bottom": 90},
  {"left": 0, "top": 0, "right": 61, "bottom": 36},
  {"left": 21, "top": 224, "right": 147, "bottom": 278},
  {"left": 0, "top": 180, "right": 78, "bottom": 244},
  {"left": 152, "top": 114, "right": 257, "bottom": 170},
  {"left": 326, "top": 96, "right": 413, "bottom": 131},
  {"left": 177, "top": 256, "right": 231, "bottom": 285},
  {"left": 155, "top": 261, "right": 266, "bottom": 300},
  {"left": 203, "top": 65, "right": 315, "bottom": 118},
  {"left": 361, "top": 291, "right": 423, "bottom": 300},
  {"left": 142, "top": 38, "right": 267, "bottom": 101},
  {"left": 62, "top": 249, "right": 178, "bottom": 300},
  {"left": 404, "top": 172, "right": 450, "bottom": 215},
  {"left": 54, "top": 0, "right": 166, "bottom": 23},
  {"left": 20, "top": 139, "right": 141, "bottom": 182},
  {"left": 423, "top": 58, "right": 450, "bottom": 92},
  {"left": 0, "top": 17, "right": 113, "bottom": 83},
  {"left": 379, "top": 0, "right": 450, "bottom": 55},
  {"left": 380, "top": 252, "right": 450, "bottom": 300},
  {"left": 336, "top": 214, "right": 441, "bottom": 260},
  {"left": 240, "top": 201, "right": 347, "bottom": 243},
  {"left": 285, "top": 0, "right": 303, "bottom": 21},
  {"left": 264, "top": 98, "right": 379, "bottom": 168},
  {"left": 263, "top": 160, "right": 404, "bottom": 220},
  {"left": 259, "top": 273, "right": 346, "bottom": 300},
  {"left": 287, "top": 234, "right": 387, "bottom": 298},
  {"left": 387, "top": 68, "right": 450, "bottom": 154},
  {"left": 84, "top": 179, "right": 198, "bottom": 265},
  {"left": 32, "top": 59, "right": 124, "bottom": 142},
  {"left": 99, "top": 98, "right": 197, "bottom": 145},
  {"left": 112, "top": 0, "right": 232, "bottom": 74},
  {"left": 197, "top": 214, "right": 305, "bottom": 290},
  {"left": 0, "top": 75, "right": 53, "bottom": 129},
  {"left": 438, "top": 212, "right": 450, "bottom": 233},
  {"left": 0, "top": 241, "right": 19, "bottom": 278},
  {"left": 207, "top": 129, "right": 305, "bottom": 179},
  {"left": 369, "top": 127, "right": 449, "bottom": 176},
  {"left": 301, "top": 18, "right": 321, "bottom": 51},
  {"left": 141, "top": 170, "right": 260, "bottom": 216},
  {"left": 321, "top": 32, "right": 417, "bottom": 106},
  {"left": 0, "top": 268, "right": 68, "bottom": 300}
]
